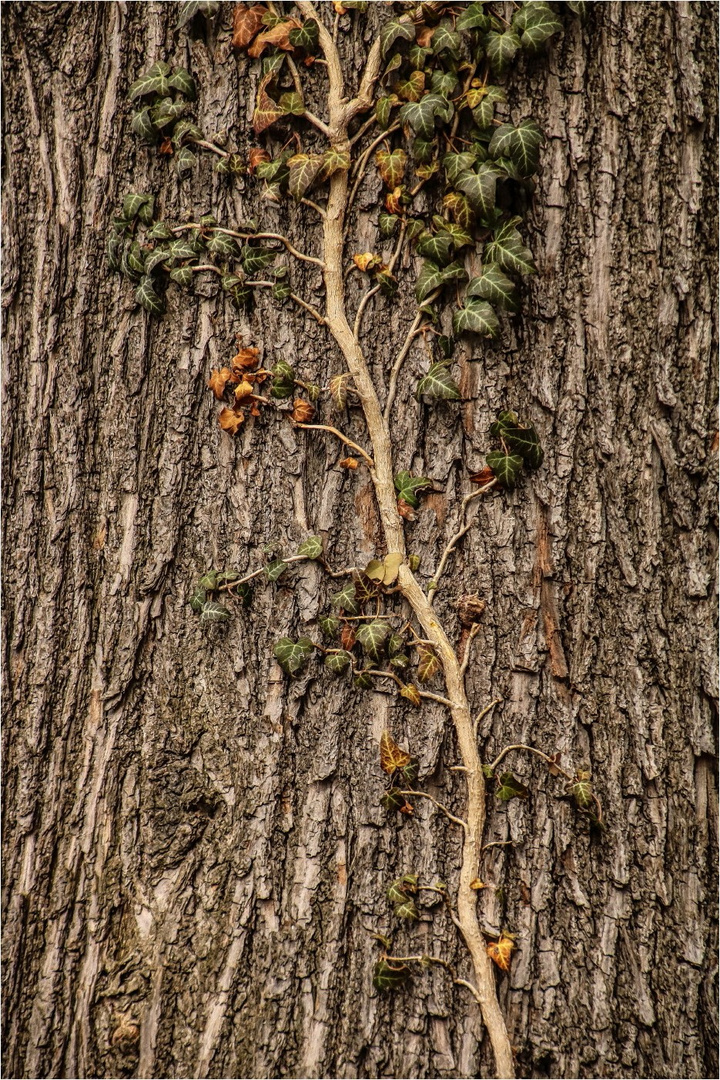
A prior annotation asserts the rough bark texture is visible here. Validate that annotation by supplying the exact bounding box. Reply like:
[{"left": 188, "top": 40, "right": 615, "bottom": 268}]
[{"left": 2, "top": 3, "right": 717, "bottom": 1079}]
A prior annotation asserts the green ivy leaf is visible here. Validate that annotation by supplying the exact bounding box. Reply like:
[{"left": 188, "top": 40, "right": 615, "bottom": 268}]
[
  {"left": 131, "top": 108, "right": 158, "bottom": 141},
  {"left": 380, "top": 16, "right": 415, "bottom": 57},
  {"left": 171, "top": 119, "right": 203, "bottom": 147},
  {"left": 496, "top": 771, "right": 530, "bottom": 801},
  {"left": 151, "top": 97, "right": 187, "bottom": 130},
  {"left": 373, "top": 959, "right": 411, "bottom": 992},
  {"left": 375, "top": 94, "right": 399, "bottom": 130},
  {"left": 394, "top": 898, "right": 420, "bottom": 921},
  {"left": 168, "top": 67, "right": 196, "bottom": 98},
  {"left": 170, "top": 266, "right": 194, "bottom": 286},
  {"left": 455, "top": 162, "right": 504, "bottom": 218},
  {"left": 144, "top": 248, "right": 172, "bottom": 274},
  {"left": 452, "top": 299, "right": 500, "bottom": 338},
  {"left": 411, "top": 136, "right": 435, "bottom": 164},
  {"left": 390, "top": 652, "right": 411, "bottom": 671},
  {"left": 572, "top": 772, "right": 593, "bottom": 808},
  {"left": 375, "top": 148, "right": 407, "bottom": 189},
  {"left": 356, "top": 620, "right": 390, "bottom": 662},
  {"left": 416, "top": 231, "right": 454, "bottom": 266},
  {"left": 207, "top": 233, "right": 240, "bottom": 258},
  {"left": 485, "top": 219, "right": 536, "bottom": 276},
  {"left": 128, "top": 72, "right": 169, "bottom": 101},
  {"left": 122, "top": 192, "right": 152, "bottom": 220},
  {"left": 486, "top": 450, "right": 524, "bottom": 488},
  {"left": 430, "top": 69, "right": 459, "bottom": 97},
  {"left": 513, "top": 3, "right": 563, "bottom": 52},
  {"left": 409, "top": 43, "right": 431, "bottom": 67},
  {"left": 278, "top": 91, "right": 305, "bottom": 117},
  {"left": 471, "top": 85, "right": 506, "bottom": 129},
  {"left": 354, "top": 671, "right": 374, "bottom": 690},
  {"left": 417, "top": 361, "right": 460, "bottom": 402},
  {"left": 273, "top": 636, "right": 314, "bottom": 676},
  {"left": 199, "top": 599, "right": 230, "bottom": 624},
  {"left": 289, "top": 18, "right": 319, "bottom": 50},
  {"left": 379, "top": 211, "right": 399, "bottom": 238},
  {"left": 491, "top": 413, "right": 544, "bottom": 468},
  {"left": 398, "top": 96, "right": 440, "bottom": 139},
  {"left": 443, "top": 151, "right": 477, "bottom": 185},
  {"left": 394, "top": 471, "right": 432, "bottom": 509},
  {"left": 466, "top": 265, "right": 518, "bottom": 311},
  {"left": 432, "top": 20, "right": 461, "bottom": 57},
  {"left": 297, "top": 535, "right": 323, "bottom": 560},
  {"left": 168, "top": 238, "right": 199, "bottom": 261},
  {"left": 331, "top": 583, "right": 360, "bottom": 616},
  {"left": 175, "top": 145, "right": 197, "bottom": 176},
  {"left": 147, "top": 221, "right": 174, "bottom": 240},
  {"left": 325, "top": 650, "right": 353, "bottom": 675},
  {"left": 176, "top": 0, "right": 219, "bottom": 29},
  {"left": 242, "top": 246, "right": 277, "bottom": 275},
  {"left": 318, "top": 614, "right": 341, "bottom": 638},
  {"left": 380, "top": 789, "right": 409, "bottom": 814},
  {"left": 135, "top": 275, "right": 164, "bottom": 314},
  {"left": 488, "top": 119, "right": 544, "bottom": 177},
  {"left": 189, "top": 584, "right": 207, "bottom": 613},
  {"left": 265, "top": 559, "right": 288, "bottom": 582},
  {"left": 485, "top": 29, "right": 522, "bottom": 74},
  {"left": 457, "top": 2, "right": 492, "bottom": 32}
]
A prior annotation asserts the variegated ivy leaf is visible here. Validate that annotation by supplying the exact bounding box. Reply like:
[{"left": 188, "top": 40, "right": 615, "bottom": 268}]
[
  {"left": 325, "top": 650, "right": 353, "bottom": 675},
  {"left": 387, "top": 876, "right": 417, "bottom": 904},
  {"left": 106, "top": 234, "right": 122, "bottom": 271},
  {"left": 571, "top": 770, "right": 593, "bottom": 808},
  {"left": 416, "top": 232, "right": 454, "bottom": 266},
  {"left": 147, "top": 221, "right": 173, "bottom": 240},
  {"left": 168, "top": 68, "right": 196, "bottom": 98},
  {"left": 455, "top": 163, "right": 504, "bottom": 218},
  {"left": 318, "top": 614, "right": 341, "bottom": 638},
  {"left": 566, "top": 0, "right": 587, "bottom": 18},
  {"left": 242, "top": 247, "right": 276, "bottom": 274},
  {"left": 278, "top": 91, "right": 305, "bottom": 117},
  {"left": 207, "top": 233, "right": 240, "bottom": 258},
  {"left": 486, "top": 450, "right": 524, "bottom": 489},
  {"left": 375, "top": 94, "right": 398, "bottom": 130},
  {"left": 353, "top": 572, "right": 379, "bottom": 606},
  {"left": 380, "top": 16, "right": 415, "bottom": 56},
  {"left": 396, "top": 70, "right": 426, "bottom": 103},
  {"left": 431, "top": 20, "right": 461, "bottom": 57},
  {"left": 273, "top": 281, "right": 291, "bottom": 301},
  {"left": 289, "top": 18, "right": 319, "bottom": 50},
  {"left": 496, "top": 771, "right": 530, "bottom": 801},
  {"left": 390, "top": 652, "right": 410, "bottom": 671},
  {"left": 415, "top": 259, "right": 467, "bottom": 303},
  {"left": 488, "top": 120, "right": 544, "bottom": 178},
  {"left": 273, "top": 636, "right": 314, "bottom": 676},
  {"left": 443, "top": 151, "right": 477, "bottom": 185},
  {"left": 128, "top": 71, "right": 170, "bottom": 101},
  {"left": 131, "top": 108, "right": 158, "bottom": 141},
  {"left": 452, "top": 299, "right": 500, "bottom": 338},
  {"left": 135, "top": 275, "right": 164, "bottom": 314},
  {"left": 485, "top": 220, "right": 536, "bottom": 276},
  {"left": 416, "top": 361, "right": 460, "bottom": 402},
  {"left": 151, "top": 98, "right": 187, "bottom": 130},
  {"left": 416, "top": 646, "right": 441, "bottom": 684},
  {"left": 409, "top": 43, "right": 431, "bottom": 67},
  {"left": 168, "top": 239, "right": 199, "bottom": 260},
  {"left": 411, "top": 136, "right": 435, "bottom": 164},
  {"left": 176, "top": 0, "right": 219, "bottom": 29},
  {"left": 387, "top": 632, "right": 405, "bottom": 658},
  {"left": 356, "top": 620, "right": 390, "bottom": 662},
  {"left": 430, "top": 70, "right": 458, "bottom": 97},
  {"left": 122, "top": 192, "right": 152, "bottom": 220},
  {"left": 380, "top": 730, "right": 412, "bottom": 774},
  {"left": 331, "top": 582, "right": 360, "bottom": 616},
  {"left": 297, "top": 536, "right": 323, "bottom": 560},
  {"left": 485, "top": 29, "right": 522, "bottom": 74},
  {"left": 399, "top": 93, "right": 453, "bottom": 139},
  {"left": 170, "top": 266, "right": 194, "bottom": 286},
  {"left": 373, "top": 959, "right": 411, "bottom": 992},
  {"left": 199, "top": 599, "right": 230, "bottom": 624},
  {"left": 189, "top": 584, "right": 207, "bottom": 613},
  {"left": 490, "top": 412, "right": 544, "bottom": 468},
  {"left": 434, "top": 220, "right": 473, "bottom": 249},
  {"left": 513, "top": 2, "right": 563, "bottom": 52},
  {"left": 394, "top": 898, "right": 420, "bottom": 921},
  {"left": 394, "top": 471, "right": 432, "bottom": 509},
  {"left": 265, "top": 559, "right": 288, "bottom": 582},
  {"left": 317, "top": 147, "right": 350, "bottom": 183},
  {"left": 144, "top": 248, "right": 172, "bottom": 274},
  {"left": 471, "top": 85, "right": 506, "bottom": 129},
  {"left": 456, "top": 2, "right": 492, "bottom": 32},
  {"left": 354, "top": 671, "right": 374, "bottom": 690},
  {"left": 175, "top": 146, "right": 196, "bottom": 176},
  {"left": 375, "top": 148, "right": 407, "bottom": 190},
  {"left": 172, "top": 119, "right": 203, "bottom": 147},
  {"left": 466, "top": 266, "right": 518, "bottom": 311},
  {"left": 379, "top": 212, "right": 399, "bottom": 238}
]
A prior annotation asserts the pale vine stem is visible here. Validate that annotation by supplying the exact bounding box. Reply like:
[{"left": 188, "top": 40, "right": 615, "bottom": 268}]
[
  {"left": 294, "top": 4, "right": 515, "bottom": 1076},
  {"left": 428, "top": 478, "right": 499, "bottom": 604}
]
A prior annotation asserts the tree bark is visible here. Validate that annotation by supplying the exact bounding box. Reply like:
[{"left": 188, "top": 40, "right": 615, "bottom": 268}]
[{"left": 2, "top": 3, "right": 717, "bottom": 1079}]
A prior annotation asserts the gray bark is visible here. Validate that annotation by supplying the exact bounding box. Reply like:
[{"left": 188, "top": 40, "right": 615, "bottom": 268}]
[{"left": 2, "top": 2, "right": 717, "bottom": 1078}]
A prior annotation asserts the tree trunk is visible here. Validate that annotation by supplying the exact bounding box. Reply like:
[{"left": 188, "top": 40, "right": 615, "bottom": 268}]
[{"left": 2, "top": 3, "right": 717, "bottom": 1078}]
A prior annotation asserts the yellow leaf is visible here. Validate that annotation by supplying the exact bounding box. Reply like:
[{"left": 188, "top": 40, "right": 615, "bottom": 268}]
[
  {"left": 353, "top": 252, "right": 382, "bottom": 273},
  {"left": 399, "top": 683, "right": 421, "bottom": 707},
  {"left": 487, "top": 934, "right": 515, "bottom": 972},
  {"left": 381, "top": 552, "right": 403, "bottom": 585},
  {"left": 469, "top": 878, "right": 487, "bottom": 891},
  {"left": 208, "top": 367, "right": 234, "bottom": 400},
  {"left": 218, "top": 407, "right": 244, "bottom": 435},
  {"left": 380, "top": 730, "right": 411, "bottom": 774},
  {"left": 233, "top": 380, "right": 254, "bottom": 402}
]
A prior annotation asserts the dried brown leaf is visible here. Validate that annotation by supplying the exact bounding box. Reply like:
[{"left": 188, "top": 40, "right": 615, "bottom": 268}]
[
  {"left": 232, "top": 3, "right": 268, "bottom": 49},
  {"left": 247, "top": 17, "right": 300, "bottom": 57},
  {"left": 208, "top": 367, "right": 234, "bottom": 400},
  {"left": 339, "top": 456, "right": 359, "bottom": 469},
  {"left": 218, "top": 407, "right": 245, "bottom": 435},
  {"left": 380, "top": 729, "right": 412, "bottom": 774},
  {"left": 487, "top": 934, "right": 515, "bottom": 972},
  {"left": 248, "top": 147, "right": 271, "bottom": 174},
  {"left": 291, "top": 398, "right": 315, "bottom": 422}
]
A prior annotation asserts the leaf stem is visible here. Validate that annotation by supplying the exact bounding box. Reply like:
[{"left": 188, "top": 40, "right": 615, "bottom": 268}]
[
  {"left": 294, "top": 422, "right": 374, "bottom": 466},
  {"left": 398, "top": 790, "right": 468, "bottom": 831},
  {"left": 428, "top": 480, "right": 498, "bottom": 604},
  {"left": 486, "top": 744, "right": 574, "bottom": 783}
]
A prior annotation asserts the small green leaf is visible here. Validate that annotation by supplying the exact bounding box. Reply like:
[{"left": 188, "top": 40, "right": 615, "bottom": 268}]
[
  {"left": 147, "top": 221, "right": 174, "bottom": 240},
  {"left": 572, "top": 769, "right": 593, "bottom": 808},
  {"left": 354, "top": 671, "right": 374, "bottom": 690},
  {"left": 135, "top": 275, "right": 164, "bottom": 314},
  {"left": 189, "top": 584, "right": 207, "bottom": 613},
  {"left": 513, "top": 3, "right": 563, "bottom": 52},
  {"left": 170, "top": 266, "right": 194, "bottom": 286},
  {"left": 485, "top": 219, "right": 536, "bottom": 276},
  {"left": 482, "top": 764, "right": 495, "bottom": 779},
  {"left": 151, "top": 97, "right": 187, "bottom": 130},
  {"left": 331, "top": 583, "right": 360, "bottom": 616},
  {"left": 496, "top": 771, "right": 530, "bottom": 801},
  {"left": 387, "top": 632, "right": 405, "bottom": 658},
  {"left": 417, "top": 361, "right": 460, "bottom": 402},
  {"left": 318, "top": 614, "right": 341, "bottom": 638},
  {"left": 176, "top": 0, "right": 219, "bottom": 29},
  {"left": 175, "top": 146, "right": 197, "bottom": 176},
  {"left": 325, "top": 650, "right": 353, "bottom": 675},
  {"left": 491, "top": 414, "right": 544, "bottom": 468},
  {"left": 379, "top": 211, "right": 399, "bottom": 238},
  {"left": 242, "top": 247, "right": 276, "bottom": 275},
  {"left": 443, "top": 152, "right": 477, "bottom": 185},
  {"left": 168, "top": 67, "right": 196, "bottom": 98},
  {"left": 466, "top": 265, "right": 518, "bottom": 311},
  {"left": 471, "top": 85, "right": 506, "bottom": 129},
  {"left": 144, "top": 248, "right": 172, "bottom": 274},
  {"left": 485, "top": 29, "right": 522, "bottom": 74},
  {"left": 168, "top": 238, "right": 199, "bottom": 260},
  {"left": 432, "top": 20, "right": 461, "bottom": 57},
  {"left": 297, "top": 536, "right": 323, "bottom": 560},
  {"left": 416, "top": 232, "right": 454, "bottom": 266},
  {"left": 452, "top": 299, "right": 500, "bottom": 338},
  {"left": 266, "top": 558, "right": 288, "bottom": 582},
  {"left": 486, "top": 450, "right": 524, "bottom": 489},
  {"left": 274, "top": 636, "right": 314, "bottom": 676},
  {"left": 122, "top": 192, "right": 152, "bottom": 220},
  {"left": 373, "top": 959, "right": 411, "bottom": 992},
  {"left": 207, "top": 233, "right": 240, "bottom": 258},
  {"left": 488, "top": 119, "right": 544, "bottom": 177},
  {"left": 375, "top": 94, "right": 399, "bottom": 130},
  {"left": 380, "top": 789, "right": 409, "bottom": 814},
  {"left": 394, "top": 899, "right": 420, "bottom": 921},
  {"left": 289, "top": 19, "right": 319, "bottom": 50},
  {"left": 390, "top": 652, "right": 411, "bottom": 671},
  {"left": 416, "top": 646, "right": 441, "bottom": 684},
  {"left": 380, "top": 16, "right": 415, "bottom": 56},
  {"left": 457, "top": 2, "right": 492, "bottom": 32},
  {"left": 199, "top": 599, "right": 230, "bottom": 624},
  {"left": 131, "top": 108, "right": 158, "bottom": 141},
  {"left": 394, "top": 471, "right": 432, "bottom": 509},
  {"left": 278, "top": 91, "right": 305, "bottom": 116},
  {"left": 455, "top": 162, "right": 504, "bottom": 218},
  {"left": 356, "top": 620, "right": 390, "bottom": 662},
  {"left": 171, "top": 119, "right": 203, "bottom": 146}
]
